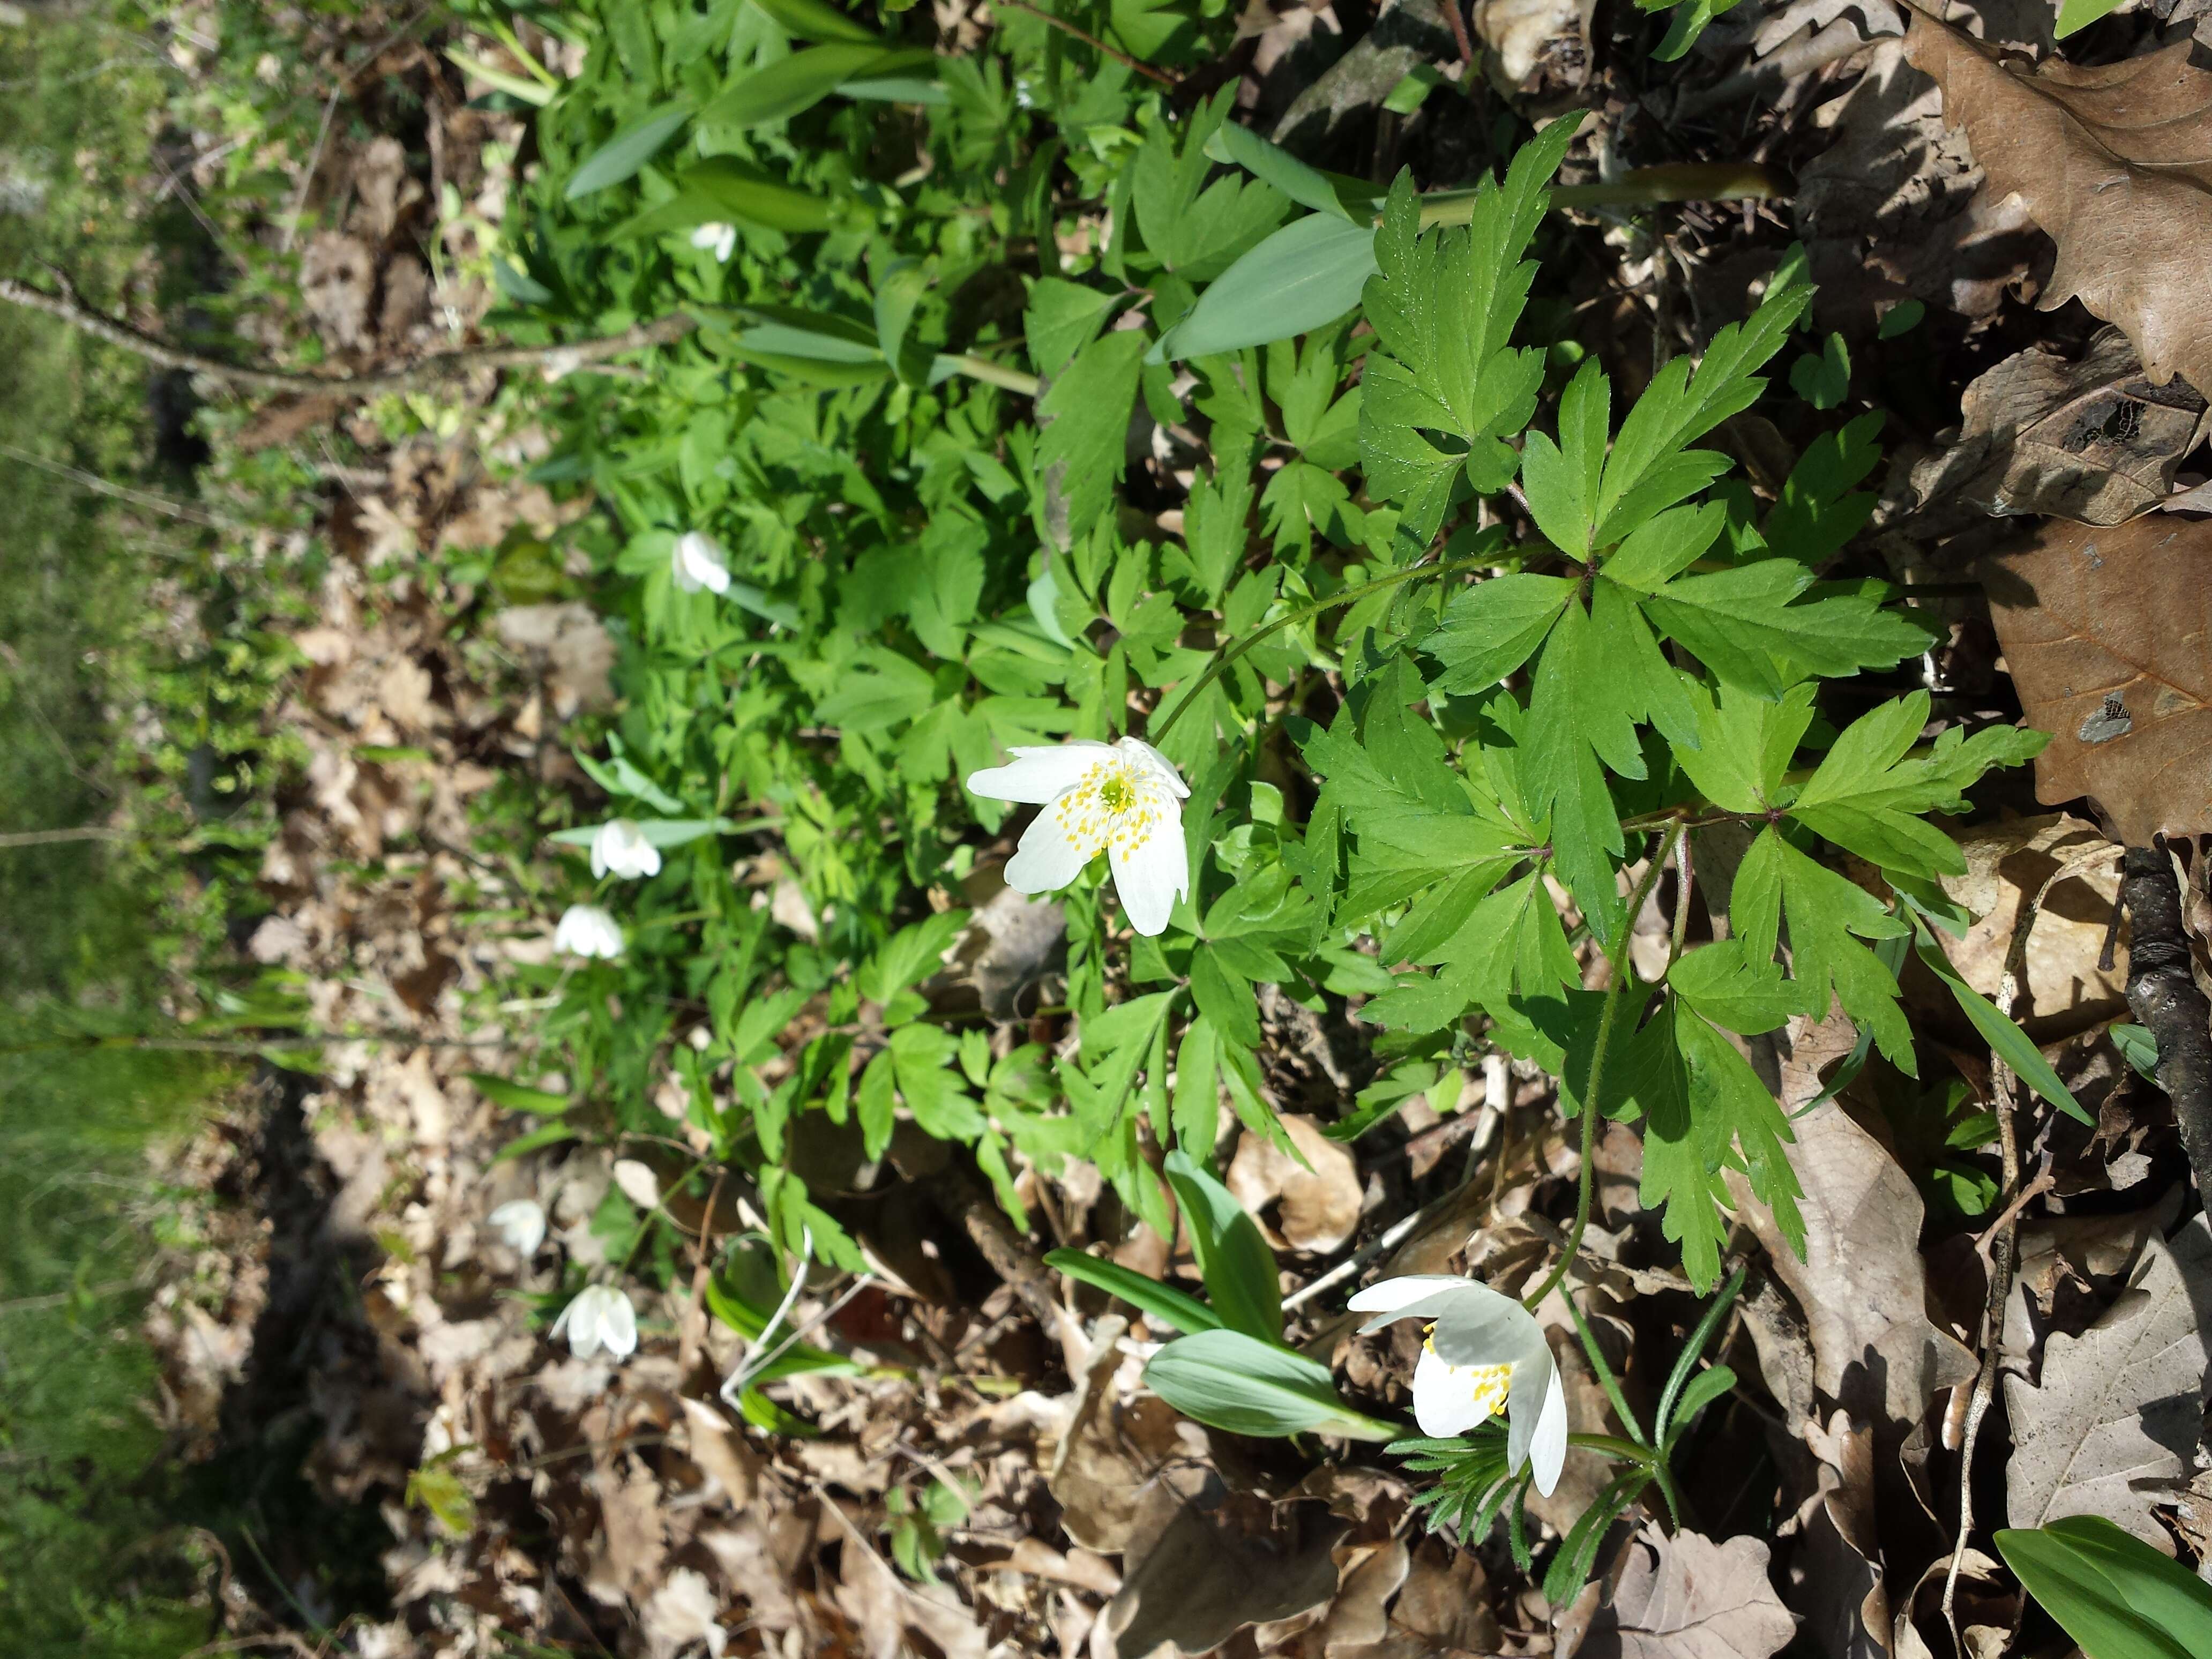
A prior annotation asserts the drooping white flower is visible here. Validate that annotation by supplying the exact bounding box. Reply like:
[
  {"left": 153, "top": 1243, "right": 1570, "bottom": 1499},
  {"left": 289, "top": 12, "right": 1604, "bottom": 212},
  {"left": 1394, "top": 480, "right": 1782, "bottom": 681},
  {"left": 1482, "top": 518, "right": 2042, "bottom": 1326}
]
[
  {"left": 1347, "top": 1274, "right": 1567, "bottom": 1496},
  {"left": 689, "top": 220, "right": 737, "bottom": 263},
  {"left": 589, "top": 818, "right": 662, "bottom": 880},
  {"left": 488, "top": 1198, "right": 547, "bottom": 1258},
  {"left": 965, "top": 737, "right": 1190, "bottom": 936},
  {"left": 672, "top": 530, "right": 732, "bottom": 595},
  {"left": 553, "top": 902, "right": 624, "bottom": 959},
  {"left": 551, "top": 1283, "right": 639, "bottom": 1361}
]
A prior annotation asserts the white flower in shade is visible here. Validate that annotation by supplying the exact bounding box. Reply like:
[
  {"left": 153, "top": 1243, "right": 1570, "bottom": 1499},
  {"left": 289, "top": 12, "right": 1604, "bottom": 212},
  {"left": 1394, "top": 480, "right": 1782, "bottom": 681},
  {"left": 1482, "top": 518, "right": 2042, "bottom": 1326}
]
[
  {"left": 689, "top": 220, "right": 737, "bottom": 263},
  {"left": 553, "top": 903, "right": 624, "bottom": 959},
  {"left": 671, "top": 530, "right": 732, "bottom": 595},
  {"left": 965, "top": 737, "right": 1190, "bottom": 936},
  {"left": 589, "top": 818, "right": 662, "bottom": 880},
  {"left": 487, "top": 1198, "right": 547, "bottom": 1258},
  {"left": 551, "top": 1283, "right": 638, "bottom": 1361},
  {"left": 1347, "top": 1274, "right": 1567, "bottom": 1496}
]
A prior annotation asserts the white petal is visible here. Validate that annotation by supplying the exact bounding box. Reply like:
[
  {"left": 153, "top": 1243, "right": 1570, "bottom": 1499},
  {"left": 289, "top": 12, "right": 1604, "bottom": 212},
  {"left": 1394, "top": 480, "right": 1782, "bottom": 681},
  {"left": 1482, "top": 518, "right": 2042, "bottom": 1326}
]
[
  {"left": 1426, "top": 1282, "right": 1542, "bottom": 1370},
  {"left": 1003, "top": 807, "right": 1094, "bottom": 895},
  {"left": 489, "top": 1199, "right": 546, "bottom": 1257},
  {"left": 555, "top": 904, "right": 624, "bottom": 959},
  {"left": 674, "top": 532, "right": 731, "bottom": 595},
  {"left": 597, "top": 1289, "right": 639, "bottom": 1359},
  {"left": 612, "top": 1158, "right": 662, "bottom": 1209},
  {"left": 1506, "top": 1337, "right": 1563, "bottom": 1486},
  {"left": 1107, "top": 806, "right": 1187, "bottom": 936},
  {"left": 1410, "top": 1346, "right": 1503, "bottom": 1438},
  {"left": 1347, "top": 1275, "right": 1473, "bottom": 1317},
  {"left": 1527, "top": 1361, "right": 1568, "bottom": 1497},
  {"left": 690, "top": 222, "right": 723, "bottom": 249},
  {"left": 592, "top": 820, "right": 662, "bottom": 880},
  {"left": 713, "top": 226, "right": 736, "bottom": 262},
  {"left": 966, "top": 741, "right": 1113, "bottom": 805},
  {"left": 1116, "top": 735, "right": 1191, "bottom": 798}
]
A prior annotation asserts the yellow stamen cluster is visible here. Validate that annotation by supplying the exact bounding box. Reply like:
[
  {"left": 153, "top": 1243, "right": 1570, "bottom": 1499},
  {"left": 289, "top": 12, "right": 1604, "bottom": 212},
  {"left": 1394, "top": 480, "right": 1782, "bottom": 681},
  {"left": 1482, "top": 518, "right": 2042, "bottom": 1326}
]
[
  {"left": 1425, "top": 1328, "right": 1513, "bottom": 1417},
  {"left": 1051, "top": 756, "right": 1165, "bottom": 858}
]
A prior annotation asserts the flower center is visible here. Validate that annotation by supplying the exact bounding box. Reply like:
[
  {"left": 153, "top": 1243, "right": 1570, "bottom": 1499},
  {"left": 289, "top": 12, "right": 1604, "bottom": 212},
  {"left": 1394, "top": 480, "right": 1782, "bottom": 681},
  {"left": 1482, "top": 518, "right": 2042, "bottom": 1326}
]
[
  {"left": 1052, "top": 758, "right": 1161, "bottom": 858},
  {"left": 1425, "top": 1328, "right": 1514, "bottom": 1417}
]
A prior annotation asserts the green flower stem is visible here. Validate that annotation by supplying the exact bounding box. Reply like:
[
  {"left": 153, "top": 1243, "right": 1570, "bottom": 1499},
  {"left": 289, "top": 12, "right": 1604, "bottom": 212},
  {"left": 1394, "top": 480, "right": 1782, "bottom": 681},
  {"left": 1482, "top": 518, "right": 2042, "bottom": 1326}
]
[
  {"left": 939, "top": 353, "right": 1042, "bottom": 397},
  {"left": 1149, "top": 550, "right": 1500, "bottom": 742},
  {"left": 1522, "top": 823, "right": 1683, "bottom": 1314}
]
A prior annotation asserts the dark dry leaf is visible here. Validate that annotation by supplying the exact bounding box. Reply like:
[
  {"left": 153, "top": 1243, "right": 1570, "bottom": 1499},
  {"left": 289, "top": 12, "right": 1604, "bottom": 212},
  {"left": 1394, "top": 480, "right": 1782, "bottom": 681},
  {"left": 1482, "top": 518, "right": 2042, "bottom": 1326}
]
[
  {"left": 1983, "top": 517, "right": 2212, "bottom": 845},
  {"left": 1892, "top": 328, "right": 2209, "bottom": 530},
  {"left": 1906, "top": 19, "right": 2212, "bottom": 396},
  {"left": 1579, "top": 1528, "right": 1798, "bottom": 1659}
]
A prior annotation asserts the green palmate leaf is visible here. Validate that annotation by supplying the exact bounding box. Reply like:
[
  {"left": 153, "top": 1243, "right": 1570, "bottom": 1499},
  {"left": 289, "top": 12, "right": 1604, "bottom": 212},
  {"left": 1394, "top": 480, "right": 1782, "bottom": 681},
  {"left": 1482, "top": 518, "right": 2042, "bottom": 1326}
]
[
  {"left": 1067, "top": 989, "right": 1179, "bottom": 1144},
  {"left": 565, "top": 102, "right": 697, "bottom": 199},
  {"left": 1142, "top": 1329, "right": 1402, "bottom": 1440},
  {"left": 1025, "top": 278, "right": 1118, "bottom": 377},
  {"left": 1911, "top": 916, "right": 2090, "bottom": 1123},
  {"left": 1631, "top": 560, "right": 1930, "bottom": 698},
  {"left": 1037, "top": 330, "right": 1147, "bottom": 548},
  {"left": 1518, "top": 356, "right": 1610, "bottom": 556},
  {"left": 1044, "top": 1248, "right": 1223, "bottom": 1333},
  {"left": 1730, "top": 827, "right": 1916, "bottom": 1068},
  {"left": 1520, "top": 598, "right": 1632, "bottom": 939},
  {"left": 1425, "top": 573, "right": 1575, "bottom": 693},
  {"left": 1131, "top": 88, "right": 1289, "bottom": 282},
  {"left": 1161, "top": 1149, "right": 1282, "bottom": 1343},
  {"left": 1623, "top": 996, "right": 1805, "bottom": 1289},
  {"left": 1591, "top": 253, "right": 1811, "bottom": 545},
  {"left": 1667, "top": 940, "right": 1795, "bottom": 1036},
  {"left": 1788, "top": 693, "right": 2048, "bottom": 880},
  {"left": 1149, "top": 212, "right": 1380, "bottom": 363},
  {"left": 1996, "top": 1518, "right": 2212, "bottom": 1659},
  {"left": 1669, "top": 681, "right": 1814, "bottom": 816},
  {"left": 1359, "top": 120, "right": 1576, "bottom": 541}
]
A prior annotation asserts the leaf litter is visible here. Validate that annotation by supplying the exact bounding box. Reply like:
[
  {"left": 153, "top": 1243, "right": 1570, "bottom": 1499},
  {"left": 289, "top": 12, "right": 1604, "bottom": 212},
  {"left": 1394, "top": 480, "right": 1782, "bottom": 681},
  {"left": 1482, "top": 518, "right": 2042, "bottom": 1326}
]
[{"left": 115, "top": 1, "right": 2212, "bottom": 1656}]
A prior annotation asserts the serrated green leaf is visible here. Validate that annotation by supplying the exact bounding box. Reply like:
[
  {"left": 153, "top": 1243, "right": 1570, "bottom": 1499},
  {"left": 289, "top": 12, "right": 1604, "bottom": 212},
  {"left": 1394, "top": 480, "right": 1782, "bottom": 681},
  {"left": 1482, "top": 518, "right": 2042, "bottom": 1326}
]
[
  {"left": 1425, "top": 573, "right": 1575, "bottom": 694},
  {"left": 1038, "top": 330, "right": 1147, "bottom": 548},
  {"left": 1911, "top": 916, "right": 2089, "bottom": 1123}
]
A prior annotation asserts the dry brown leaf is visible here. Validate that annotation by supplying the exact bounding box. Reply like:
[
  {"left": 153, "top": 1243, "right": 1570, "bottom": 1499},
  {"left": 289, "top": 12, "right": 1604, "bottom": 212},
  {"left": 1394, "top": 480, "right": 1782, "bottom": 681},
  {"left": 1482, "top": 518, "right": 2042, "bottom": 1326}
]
[
  {"left": 2003, "top": 1213, "right": 2212, "bottom": 1543},
  {"left": 1905, "top": 19, "right": 2212, "bottom": 395},
  {"left": 1227, "top": 1113, "right": 1363, "bottom": 1254},
  {"left": 1580, "top": 1528, "right": 1798, "bottom": 1659},
  {"left": 1983, "top": 517, "right": 2212, "bottom": 844},
  {"left": 1727, "top": 1095, "right": 1975, "bottom": 1432},
  {"left": 1937, "top": 813, "right": 2126, "bottom": 1038},
  {"left": 1893, "top": 329, "right": 2209, "bottom": 529}
]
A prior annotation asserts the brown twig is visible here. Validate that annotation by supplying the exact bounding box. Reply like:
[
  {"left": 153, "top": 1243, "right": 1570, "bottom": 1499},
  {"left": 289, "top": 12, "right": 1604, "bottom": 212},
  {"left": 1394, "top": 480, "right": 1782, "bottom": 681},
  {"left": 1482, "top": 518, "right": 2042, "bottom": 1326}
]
[
  {"left": 2122, "top": 841, "right": 2212, "bottom": 1215},
  {"left": 1941, "top": 842, "right": 2111, "bottom": 1640},
  {"left": 993, "top": 0, "right": 1177, "bottom": 86},
  {"left": 1440, "top": 0, "right": 1478, "bottom": 71},
  {"left": 677, "top": 1167, "right": 729, "bottom": 1381},
  {"left": 0, "top": 278, "right": 698, "bottom": 398}
]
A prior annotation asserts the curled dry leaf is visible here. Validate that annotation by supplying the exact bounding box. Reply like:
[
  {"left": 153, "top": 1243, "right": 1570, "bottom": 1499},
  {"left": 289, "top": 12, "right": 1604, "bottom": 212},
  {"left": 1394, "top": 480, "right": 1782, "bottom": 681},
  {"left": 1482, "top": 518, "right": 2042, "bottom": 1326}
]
[
  {"left": 1892, "top": 328, "right": 2210, "bottom": 530},
  {"left": 1579, "top": 1528, "right": 1798, "bottom": 1659},
  {"left": 2004, "top": 1213, "right": 2212, "bottom": 1544},
  {"left": 1727, "top": 1092, "right": 1975, "bottom": 1432},
  {"left": 1227, "top": 1112, "right": 1364, "bottom": 1253},
  {"left": 1905, "top": 19, "right": 2212, "bottom": 395},
  {"left": 1937, "top": 813, "right": 2126, "bottom": 1039},
  {"left": 1983, "top": 517, "right": 2212, "bottom": 845}
]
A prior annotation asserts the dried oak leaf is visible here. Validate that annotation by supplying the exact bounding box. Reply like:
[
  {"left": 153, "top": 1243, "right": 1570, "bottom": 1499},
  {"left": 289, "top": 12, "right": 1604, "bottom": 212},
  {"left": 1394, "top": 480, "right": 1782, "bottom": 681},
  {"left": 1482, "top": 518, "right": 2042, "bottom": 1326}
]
[
  {"left": 1725, "top": 1095, "right": 1975, "bottom": 1432},
  {"left": 1226, "top": 1113, "right": 1363, "bottom": 1254},
  {"left": 1891, "top": 328, "right": 2209, "bottom": 531},
  {"left": 1905, "top": 19, "right": 2212, "bottom": 395},
  {"left": 1580, "top": 1528, "right": 1798, "bottom": 1659},
  {"left": 2004, "top": 1213, "right": 2212, "bottom": 1542},
  {"left": 1983, "top": 517, "right": 2212, "bottom": 844}
]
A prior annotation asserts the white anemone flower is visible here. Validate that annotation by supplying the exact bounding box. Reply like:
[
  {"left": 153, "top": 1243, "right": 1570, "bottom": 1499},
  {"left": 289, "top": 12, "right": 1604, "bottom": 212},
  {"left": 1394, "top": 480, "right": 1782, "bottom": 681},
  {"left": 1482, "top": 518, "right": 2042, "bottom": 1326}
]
[
  {"left": 553, "top": 902, "right": 625, "bottom": 959},
  {"left": 690, "top": 220, "right": 737, "bottom": 262},
  {"left": 1347, "top": 1274, "right": 1568, "bottom": 1496},
  {"left": 589, "top": 818, "right": 662, "bottom": 880},
  {"left": 551, "top": 1283, "right": 638, "bottom": 1361},
  {"left": 965, "top": 737, "right": 1190, "bottom": 936},
  {"left": 671, "top": 530, "right": 733, "bottom": 595},
  {"left": 487, "top": 1198, "right": 547, "bottom": 1258}
]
